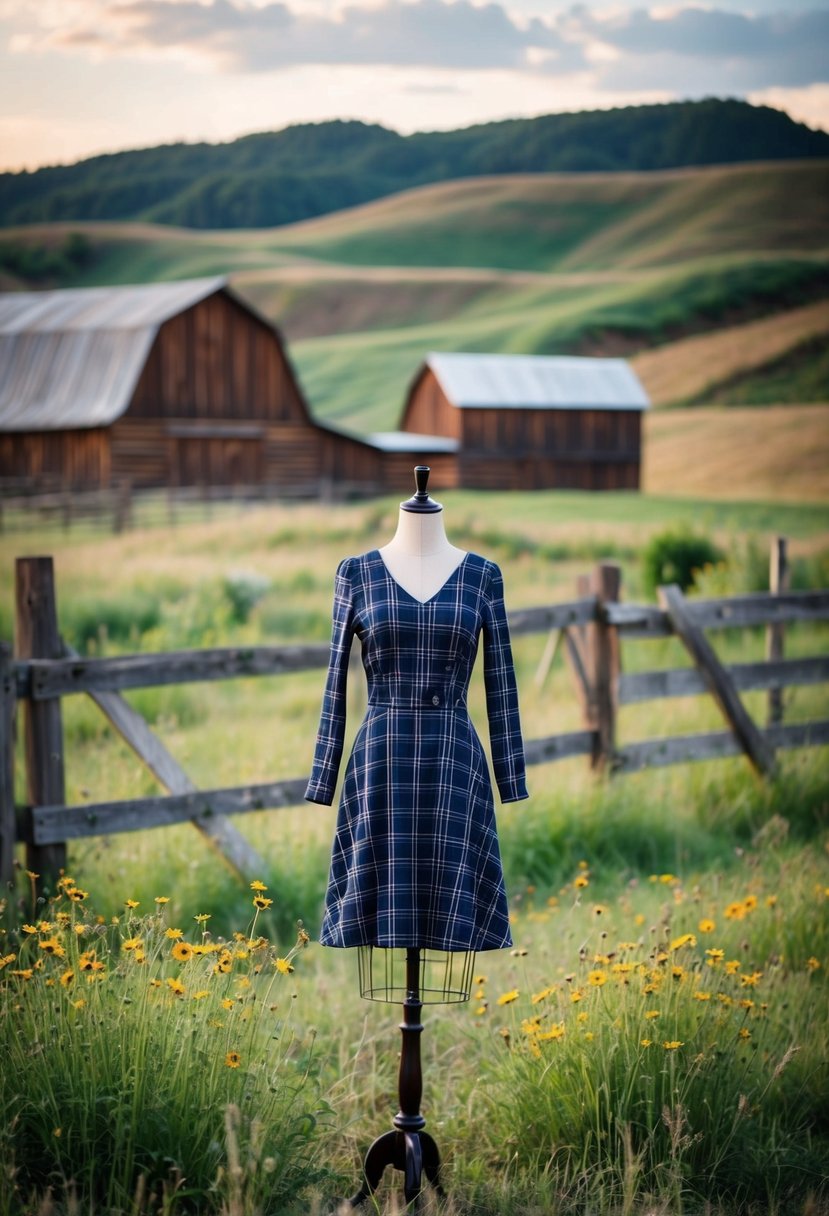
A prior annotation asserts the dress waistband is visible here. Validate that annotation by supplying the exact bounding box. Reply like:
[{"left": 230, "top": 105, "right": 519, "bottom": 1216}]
[{"left": 368, "top": 685, "right": 466, "bottom": 710}]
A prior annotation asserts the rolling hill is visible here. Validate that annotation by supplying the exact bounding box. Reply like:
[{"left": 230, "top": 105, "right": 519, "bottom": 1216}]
[
  {"left": 3, "top": 98, "right": 828, "bottom": 232},
  {"left": 2, "top": 159, "right": 828, "bottom": 500}
]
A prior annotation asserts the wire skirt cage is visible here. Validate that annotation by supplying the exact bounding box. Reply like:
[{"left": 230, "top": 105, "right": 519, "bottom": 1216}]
[{"left": 357, "top": 946, "right": 476, "bottom": 1004}]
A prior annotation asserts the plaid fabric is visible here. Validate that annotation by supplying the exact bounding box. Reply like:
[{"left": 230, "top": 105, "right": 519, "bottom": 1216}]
[{"left": 306, "top": 549, "right": 528, "bottom": 952}]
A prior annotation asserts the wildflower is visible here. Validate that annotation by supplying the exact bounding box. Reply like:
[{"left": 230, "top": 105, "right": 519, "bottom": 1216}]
[
  {"left": 706, "top": 948, "right": 725, "bottom": 963},
  {"left": 474, "top": 975, "right": 488, "bottom": 985},
  {"left": 65, "top": 888, "right": 88, "bottom": 902},
  {"left": 510, "top": 947, "right": 528, "bottom": 957},
  {"left": 574, "top": 875, "right": 589, "bottom": 889},
  {"left": 693, "top": 991, "right": 711, "bottom": 1001},
  {"left": 698, "top": 919, "right": 716, "bottom": 933},
  {"left": 743, "top": 895, "right": 758, "bottom": 911},
  {"left": 194, "top": 913, "right": 211, "bottom": 924},
  {"left": 154, "top": 896, "right": 170, "bottom": 905},
  {"left": 496, "top": 989, "right": 519, "bottom": 1006},
  {"left": 725, "top": 960, "right": 741, "bottom": 975},
  {"left": 166, "top": 977, "right": 185, "bottom": 996},
  {"left": 253, "top": 896, "right": 273, "bottom": 910},
  {"left": 766, "top": 895, "right": 778, "bottom": 908},
  {"left": 593, "top": 953, "right": 611, "bottom": 965},
  {"left": 570, "top": 989, "right": 583, "bottom": 1003},
  {"left": 475, "top": 1005, "right": 488, "bottom": 1015},
  {"left": 740, "top": 971, "right": 762, "bottom": 987},
  {"left": 537, "top": 1023, "right": 565, "bottom": 1042},
  {"left": 611, "top": 963, "right": 633, "bottom": 975},
  {"left": 588, "top": 970, "right": 607, "bottom": 987},
  {"left": 165, "top": 927, "right": 184, "bottom": 940},
  {"left": 221, "top": 998, "right": 235, "bottom": 1010},
  {"left": 171, "top": 942, "right": 192, "bottom": 963},
  {"left": 641, "top": 1038, "right": 652, "bottom": 1047},
  {"left": 125, "top": 900, "right": 140, "bottom": 910},
  {"left": 521, "top": 1017, "right": 541, "bottom": 1036},
  {"left": 583, "top": 1031, "right": 594, "bottom": 1042},
  {"left": 592, "top": 905, "right": 609, "bottom": 917},
  {"left": 659, "top": 874, "right": 677, "bottom": 885},
  {"left": 10, "top": 969, "right": 33, "bottom": 980},
  {"left": 39, "top": 938, "right": 65, "bottom": 958},
  {"left": 739, "top": 998, "right": 754, "bottom": 1009},
  {"left": 250, "top": 880, "right": 268, "bottom": 892},
  {"left": 78, "top": 952, "right": 97, "bottom": 971},
  {"left": 225, "top": 1051, "right": 241, "bottom": 1068},
  {"left": 214, "top": 954, "right": 232, "bottom": 975},
  {"left": 122, "top": 938, "right": 143, "bottom": 952},
  {"left": 738, "top": 1028, "right": 751, "bottom": 1040},
  {"left": 498, "top": 1028, "right": 511, "bottom": 1043},
  {"left": 59, "top": 970, "right": 74, "bottom": 988},
  {"left": 670, "top": 933, "right": 697, "bottom": 950},
  {"left": 531, "top": 986, "right": 555, "bottom": 1004},
  {"left": 806, "top": 957, "right": 821, "bottom": 972},
  {"left": 275, "top": 957, "right": 294, "bottom": 975},
  {"left": 193, "top": 990, "right": 209, "bottom": 1000},
  {"left": 21, "top": 924, "right": 37, "bottom": 935},
  {"left": 725, "top": 902, "right": 746, "bottom": 921},
  {"left": 643, "top": 982, "right": 659, "bottom": 994},
  {"left": 72, "top": 998, "right": 85, "bottom": 1009},
  {"left": 663, "top": 1041, "right": 683, "bottom": 1050},
  {"left": 671, "top": 966, "right": 685, "bottom": 981},
  {"left": 644, "top": 1010, "right": 660, "bottom": 1020},
  {"left": 0, "top": 953, "right": 16, "bottom": 969}
]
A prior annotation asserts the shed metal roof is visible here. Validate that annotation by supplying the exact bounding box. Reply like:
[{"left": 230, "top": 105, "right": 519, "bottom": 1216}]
[
  {"left": 0, "top": 277, "right": 228, "bottom": 431},
  {"left": 425, "top": 352, "right": 650, "bottom": 411},
  {"left": 367, "top": 431, "right": 459, "bottom": 454}
]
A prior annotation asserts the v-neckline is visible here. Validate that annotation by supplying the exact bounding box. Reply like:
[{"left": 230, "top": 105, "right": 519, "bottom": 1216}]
[{"left": 374, "top": 549, "right": 470, "bottom": 607}]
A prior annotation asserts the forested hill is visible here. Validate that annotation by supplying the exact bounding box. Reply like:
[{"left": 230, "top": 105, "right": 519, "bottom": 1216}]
[{"left": 3, "top": 98, "right": 829, "bottom": 232}]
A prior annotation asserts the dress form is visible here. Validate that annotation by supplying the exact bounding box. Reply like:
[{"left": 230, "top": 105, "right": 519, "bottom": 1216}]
[{"left": 379, "top": 509, "right": 466, "bottom": 604}]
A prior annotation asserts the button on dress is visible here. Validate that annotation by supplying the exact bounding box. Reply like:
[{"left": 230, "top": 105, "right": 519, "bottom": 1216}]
[{"left": 305, "top": 549, "right": 528, "bottom": 952}]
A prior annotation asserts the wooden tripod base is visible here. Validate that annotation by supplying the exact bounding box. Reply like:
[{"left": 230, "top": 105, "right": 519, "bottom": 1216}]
[
  {"left": 348, "top": 1128, "right": 444, "bottom": 1208},
  {"left": 347, "top": 948, "right": 446, "bottom": 1209}
]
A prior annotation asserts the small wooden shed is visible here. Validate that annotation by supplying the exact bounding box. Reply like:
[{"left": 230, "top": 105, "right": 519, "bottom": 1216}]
[
  {"left": 401, "top": 352, "right": 650, "bottom": 490},
  {"left": 0, "top": 277, "right": 340, "bottom": 493}
]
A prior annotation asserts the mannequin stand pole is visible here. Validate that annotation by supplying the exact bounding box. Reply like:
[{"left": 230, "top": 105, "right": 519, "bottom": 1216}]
[{"left": 348, "top": 948, "right": 445, "bottom": 1209}]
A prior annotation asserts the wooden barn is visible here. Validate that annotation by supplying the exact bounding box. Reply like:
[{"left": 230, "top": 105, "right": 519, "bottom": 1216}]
[
  {"left": 400, "top": 352, "right": 650, "bottom": 490},
  {"left": 0, "top": 276, "right": 384, "bottom": 495}
]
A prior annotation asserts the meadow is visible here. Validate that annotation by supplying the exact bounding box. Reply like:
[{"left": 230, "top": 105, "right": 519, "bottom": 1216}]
[{"left": 1, "top": 490, "right": 828, "bottom": 1215}]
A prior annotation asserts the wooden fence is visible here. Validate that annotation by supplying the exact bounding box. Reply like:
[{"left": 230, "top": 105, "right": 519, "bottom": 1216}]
[{"left": 1, "top": 543, "right": 828, "bottom": 888}]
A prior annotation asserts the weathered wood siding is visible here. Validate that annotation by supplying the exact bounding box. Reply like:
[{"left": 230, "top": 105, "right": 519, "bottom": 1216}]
[
  {"left": 401, "top": 370, "right": 461, "bottom": 439},
  {"left": 459, "top": 406, "right": 641, "bottom": 490},
  {"left": 0, "top": 428, "right": 110, "bottom": 487},
  {"left": 111, "top": 291, "right": 323, "bottom": 490}
]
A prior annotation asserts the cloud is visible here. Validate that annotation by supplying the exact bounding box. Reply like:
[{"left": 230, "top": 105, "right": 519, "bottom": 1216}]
[
  {"left": 575, "top": 7, "right": 829, "bottom": 92},
  {"left": 47, "top": 0, "right": 585, "bottom": 74}
]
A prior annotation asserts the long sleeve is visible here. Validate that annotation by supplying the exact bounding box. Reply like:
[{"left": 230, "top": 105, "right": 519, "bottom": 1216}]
[
  {"left": 305, "top": 558, "right": 354, "bottom": 805},
  {"left": 482, "top": 562, "right": 528, "bottom": 804}
]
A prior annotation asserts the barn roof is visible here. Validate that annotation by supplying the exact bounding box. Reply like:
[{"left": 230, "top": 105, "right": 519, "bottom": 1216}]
[
  {"left": 423, "top": 352, "right": 650, "bottom": 411},
  {"left": 367, "top": 431, "right": 459, "bottom": 453},
  {"left": 0, "top": 276, "right": 239, "bottom": 431}
]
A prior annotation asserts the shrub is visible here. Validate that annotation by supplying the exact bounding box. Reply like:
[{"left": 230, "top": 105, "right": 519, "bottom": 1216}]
[{"left": 642, "top": 527, "right": 725, "bottom": 599}]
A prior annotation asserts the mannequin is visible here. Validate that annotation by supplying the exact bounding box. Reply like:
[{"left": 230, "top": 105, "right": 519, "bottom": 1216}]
[
  {"left": 306, "top": 465, "right": 527, "bottom": 1206},
  {"left": 379, "top": 505, "right": 467, "bottom": 604}
]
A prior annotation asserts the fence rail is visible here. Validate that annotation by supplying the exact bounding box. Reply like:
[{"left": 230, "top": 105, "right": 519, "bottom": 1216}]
[{"left": 2, "top": 541, "right": 827, "bottom": 889}]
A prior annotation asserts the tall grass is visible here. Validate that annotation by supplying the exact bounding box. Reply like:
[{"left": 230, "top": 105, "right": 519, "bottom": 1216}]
[{"left": 0, "top": 877, "right": 328, "bottom": 1214}]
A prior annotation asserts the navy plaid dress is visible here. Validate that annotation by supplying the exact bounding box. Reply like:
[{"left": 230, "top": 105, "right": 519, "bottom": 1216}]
[{"left": 305, "top": 549, "right": 528, "bottom": 952}]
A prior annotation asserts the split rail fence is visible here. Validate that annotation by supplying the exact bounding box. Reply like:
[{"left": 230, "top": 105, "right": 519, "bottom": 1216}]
[{"left": 1, "top": 542, "right": 828, "bottom": 888}]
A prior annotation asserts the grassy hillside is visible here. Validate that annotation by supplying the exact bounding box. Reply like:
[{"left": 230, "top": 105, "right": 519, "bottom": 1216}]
[{"left": 3, "top": 162, "right": 828, "bottom": 498}]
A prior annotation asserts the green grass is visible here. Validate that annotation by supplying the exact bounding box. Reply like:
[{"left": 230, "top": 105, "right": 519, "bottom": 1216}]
[
  {"left": 1, "top": 493, "right": 828, "bottom": 1214},
  {"left": 703, "top": 335, "right": 829, "bottom": 405}
]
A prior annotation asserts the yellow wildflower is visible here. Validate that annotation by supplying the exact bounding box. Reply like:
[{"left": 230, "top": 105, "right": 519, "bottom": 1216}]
[
  {"left": 644, "top": 1010, "right": 660, "bottom": 1020},
  {"left": 740, "top": 971, "right": 762, "bottom": 987},
  {"left": 663, "top": 1041, "right": 683, "bottom": 1050},
  {"left": 225, "top": 1051, "right": 241, "bottom": 1068},
  {"left": 171, "top": 942, "right": 193, "bottom": 963},
  {"left": 588, "top": 970, "right": 607, "bottom": 987},
  {"left": 59, "top": 970, "right": 74, "bottom": 988},
  {"left": 693, "top": 991, "right": 711, "bottom": 1001},
  {"left": 124, "top": 900, "right": 140, "bottom": 910},
  {"left": 537, "top": 1023, "right": 565, "bottom": 1042},
  {"left": 641, "top": 1038, "right": 652, "bottom": 1047},
  {"left": 574, "top": 875, "right": 589, "bottom": 889},
  {"left": 165, "top": 927, "right": 184, "bottom": 940},
  {"left": 275, "top": 957, "right": 294, "bottom": 975},
  {"left": 806, "top": 957, "right": 821, "bottom": 972},
  {"left": 670, "top": 933, "right": 697, "bottom": 950},
  {"left": 738, "top": 1028, "right": 751, "bottom": 1040},
  {"left": 496, "top": 989, "right": 519, "bottom": 1006},
  {"left": 39, "top": 938, "right": 65, "bottom": 958},
  {"left": 698, "top": 919, "right": 716, "bottom": 933},
  {"left": 253, "top": 896, "right": 273, "bottom": 910},
  {"left": 122, "top": 938, "right": 143, "bottom": 952},
  {"left": 154, "top": 896, "right": 170, "bottom": 905},
  {"left": 167, "top": 977, "right": 185, "bottom": 997},
  {"left": 193, "top": 990, "right": 209, "bottom": 1000},
  {"left": 221, "top": 998, "right": 235, "bottom": 1010}
]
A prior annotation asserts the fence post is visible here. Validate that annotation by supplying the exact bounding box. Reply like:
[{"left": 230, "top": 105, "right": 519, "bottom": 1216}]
[
  {"left": 15, "top": 557, "right": 67, "bottom": 888},
  {"left": 591, "top": 563, "right": 621, "bottom": 772},
  {"left": 767, "top": 536, "right": 789, "bottom": 727},
  {"left": 0, "top": 642, "right": 16, "bottom": 887}
]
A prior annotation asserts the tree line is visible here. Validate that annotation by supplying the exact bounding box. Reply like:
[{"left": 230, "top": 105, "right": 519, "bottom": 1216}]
[{"left": 2, "top": 99, "right": 827, "bottom": 232}]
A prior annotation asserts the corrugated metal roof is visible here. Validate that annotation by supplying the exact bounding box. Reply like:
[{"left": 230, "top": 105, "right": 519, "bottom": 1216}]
[
  {"left": 367, "top": 431, "right": 459, "bottom": 453},
  {"left": 0, "top": 277, "right": 228, "bottom": 431},
  {"left": 425, "top": 352, "right": 650, "bottom": 411}
]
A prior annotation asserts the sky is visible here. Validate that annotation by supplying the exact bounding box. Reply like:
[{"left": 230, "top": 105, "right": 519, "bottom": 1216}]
[{"left": 1, "top": 0, "right": 828, "bottom": 173}]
